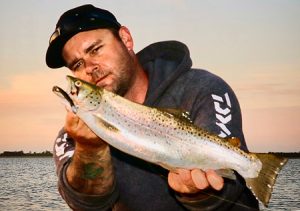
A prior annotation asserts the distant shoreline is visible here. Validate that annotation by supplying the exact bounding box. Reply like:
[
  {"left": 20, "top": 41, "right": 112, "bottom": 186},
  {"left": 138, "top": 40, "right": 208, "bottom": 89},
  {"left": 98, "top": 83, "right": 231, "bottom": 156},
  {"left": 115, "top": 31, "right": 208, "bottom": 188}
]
[
  {"left": 268, "top": 152, "right": 300, "bottom": 158},
  {"left": 0, "top": 151, "right": 53, "bottom": 157},
  {"left": 0, "top": 150, "right": 299, "bottom": 158}
]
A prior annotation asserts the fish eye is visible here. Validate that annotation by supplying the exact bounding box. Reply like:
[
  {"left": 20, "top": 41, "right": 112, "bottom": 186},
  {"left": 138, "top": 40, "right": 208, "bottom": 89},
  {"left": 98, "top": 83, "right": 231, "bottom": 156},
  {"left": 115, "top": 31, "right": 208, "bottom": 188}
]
[{"left": 75, "top": 81, "right": 82, "bottom": 87}]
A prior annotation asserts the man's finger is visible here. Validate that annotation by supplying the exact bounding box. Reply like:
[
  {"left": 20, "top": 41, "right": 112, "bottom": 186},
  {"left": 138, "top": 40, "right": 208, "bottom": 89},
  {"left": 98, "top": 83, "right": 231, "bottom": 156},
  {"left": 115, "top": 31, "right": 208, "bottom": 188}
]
[
  {"left": 168, "top": 169, "right": 199, "bottom": 193},
  {"left": 191, "top": 169, "right": 209, "bottom": 190},
  {"left": 206, "top": 169, "right": 224, "bottom": 191},
  {"left": 168, "top": 171, "right": 184, "bottom": 192},
  {"left": 64, "top": 110, "right": 80, "bottom": 132}
]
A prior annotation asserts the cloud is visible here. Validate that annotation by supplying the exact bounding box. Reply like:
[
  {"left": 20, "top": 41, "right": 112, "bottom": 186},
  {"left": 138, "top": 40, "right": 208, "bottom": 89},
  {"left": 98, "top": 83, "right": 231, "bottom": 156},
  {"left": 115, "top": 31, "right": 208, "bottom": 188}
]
[{"left": 231, "top": 69, "right": 300, "bottom": 109}]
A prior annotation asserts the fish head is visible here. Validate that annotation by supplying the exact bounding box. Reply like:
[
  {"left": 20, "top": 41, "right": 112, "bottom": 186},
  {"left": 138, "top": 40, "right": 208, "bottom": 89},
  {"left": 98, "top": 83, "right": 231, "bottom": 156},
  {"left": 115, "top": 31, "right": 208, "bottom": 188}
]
[{"left": 52, "top": 75, "right": 103, "bottom": 113}]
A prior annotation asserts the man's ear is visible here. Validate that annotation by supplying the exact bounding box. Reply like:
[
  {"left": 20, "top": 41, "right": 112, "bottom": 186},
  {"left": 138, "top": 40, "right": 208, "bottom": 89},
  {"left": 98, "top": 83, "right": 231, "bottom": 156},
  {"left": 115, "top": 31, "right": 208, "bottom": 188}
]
[{"left": 119, "top": 26, "right": 134, "bottom": 51}]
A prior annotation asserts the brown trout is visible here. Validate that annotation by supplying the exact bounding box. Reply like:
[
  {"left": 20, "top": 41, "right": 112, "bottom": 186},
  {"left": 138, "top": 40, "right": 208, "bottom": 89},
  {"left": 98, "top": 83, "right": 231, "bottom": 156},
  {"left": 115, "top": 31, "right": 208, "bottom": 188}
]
[{"left": 53, "top": 75, "right": 287, "bottom": 207}]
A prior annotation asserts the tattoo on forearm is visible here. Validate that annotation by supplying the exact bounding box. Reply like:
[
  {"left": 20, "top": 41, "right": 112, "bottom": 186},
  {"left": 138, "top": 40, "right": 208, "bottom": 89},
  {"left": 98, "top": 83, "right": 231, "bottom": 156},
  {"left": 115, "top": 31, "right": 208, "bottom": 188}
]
[
  {"left": 67, "top": 146, "right": 115, "bottom": 194},
  {"left": 82, "top": 163, "right": 104, "bottom": 180}
]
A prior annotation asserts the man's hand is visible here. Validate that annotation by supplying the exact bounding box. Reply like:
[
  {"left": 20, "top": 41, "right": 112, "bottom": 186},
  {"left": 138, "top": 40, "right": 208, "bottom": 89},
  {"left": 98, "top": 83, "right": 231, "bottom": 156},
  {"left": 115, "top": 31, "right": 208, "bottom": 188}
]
[
  {"left": 64, "top": 110, "right": 106, "bottom": 149},
  {"left": 168, "top": 169, "right": 224, "bottom": 194},
  {"left": 64, "top": 110, "right": 115, "bottom": 195}
]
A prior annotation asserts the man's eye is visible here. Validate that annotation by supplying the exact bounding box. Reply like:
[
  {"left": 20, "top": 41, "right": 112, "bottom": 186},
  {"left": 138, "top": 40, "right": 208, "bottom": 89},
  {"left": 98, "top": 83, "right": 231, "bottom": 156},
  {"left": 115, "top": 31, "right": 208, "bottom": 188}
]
[
  {"left": 73, "top": 60, "right": 83, "bottom": 71},
  {"left": 91, "top": 46, "right": 101, "bottom": 55}
]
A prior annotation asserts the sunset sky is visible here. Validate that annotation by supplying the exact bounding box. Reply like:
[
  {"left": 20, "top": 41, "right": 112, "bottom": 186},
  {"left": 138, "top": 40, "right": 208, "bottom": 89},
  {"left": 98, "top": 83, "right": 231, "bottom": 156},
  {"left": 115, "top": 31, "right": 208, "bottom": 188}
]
[{"left": 0, "top": 0, "right": 299, "bottom": 153}]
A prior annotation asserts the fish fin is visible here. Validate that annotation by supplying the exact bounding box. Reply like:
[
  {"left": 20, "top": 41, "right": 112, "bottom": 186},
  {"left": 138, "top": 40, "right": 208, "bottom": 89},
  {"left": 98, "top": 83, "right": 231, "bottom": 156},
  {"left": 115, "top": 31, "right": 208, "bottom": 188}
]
[
  {"left": 215, "top": 169, "right": 236, "bottom": 180},
  {"left": 245, "top": 153, "right": 288, "bottom": 207},
  {"left": 157, "top": 162, "right": 178, "bottom": 172},
  {"left": 158, "top": 108, "right": 192, "bottom": 123},
  {"left": 226, "top": 137, "right": 241, "bottom": 148},
  {"left": 95, "top": 116, "right": 119, "bottom": 132}
]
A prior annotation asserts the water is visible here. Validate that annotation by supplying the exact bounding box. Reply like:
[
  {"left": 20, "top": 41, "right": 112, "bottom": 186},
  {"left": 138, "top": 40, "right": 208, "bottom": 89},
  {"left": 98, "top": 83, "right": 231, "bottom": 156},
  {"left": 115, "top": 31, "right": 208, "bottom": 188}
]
[
  {"left": 259, "top": 158, "right": 300, "bottom": 211},
  {"left": 0, "top": 158, "right": 299, "bottom": 211},
  {"left": 0, "top": 157, "right": 69, "bottom": 211}
]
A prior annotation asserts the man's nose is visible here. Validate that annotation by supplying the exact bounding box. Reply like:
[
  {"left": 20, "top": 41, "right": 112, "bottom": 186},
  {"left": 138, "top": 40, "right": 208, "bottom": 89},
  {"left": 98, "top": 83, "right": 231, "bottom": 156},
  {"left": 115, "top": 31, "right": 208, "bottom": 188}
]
[{"left": 85, "top": 63, "right": 99, "bottom": 75}]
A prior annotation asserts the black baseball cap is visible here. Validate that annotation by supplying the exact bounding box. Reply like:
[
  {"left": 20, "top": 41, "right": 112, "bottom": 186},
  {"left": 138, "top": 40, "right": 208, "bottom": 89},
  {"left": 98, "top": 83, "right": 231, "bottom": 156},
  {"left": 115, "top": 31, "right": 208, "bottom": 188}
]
[{"left": 46, "top": 4, "right": 121, "bottom": 68}]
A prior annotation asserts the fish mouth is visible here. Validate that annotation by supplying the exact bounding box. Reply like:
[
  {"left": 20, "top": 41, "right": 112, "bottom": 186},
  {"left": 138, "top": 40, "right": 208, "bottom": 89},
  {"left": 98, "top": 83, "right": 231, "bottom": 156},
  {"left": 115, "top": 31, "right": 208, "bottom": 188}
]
[{"left": 52, "top": 86, "right": 78, "bottom": 113}]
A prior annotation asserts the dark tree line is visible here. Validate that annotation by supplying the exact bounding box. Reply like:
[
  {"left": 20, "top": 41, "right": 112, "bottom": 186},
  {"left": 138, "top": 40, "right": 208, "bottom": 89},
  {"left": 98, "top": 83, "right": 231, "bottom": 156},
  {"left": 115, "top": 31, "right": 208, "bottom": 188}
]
[{"left": 0, "top": 150, "right": 53, "bottom": 157}]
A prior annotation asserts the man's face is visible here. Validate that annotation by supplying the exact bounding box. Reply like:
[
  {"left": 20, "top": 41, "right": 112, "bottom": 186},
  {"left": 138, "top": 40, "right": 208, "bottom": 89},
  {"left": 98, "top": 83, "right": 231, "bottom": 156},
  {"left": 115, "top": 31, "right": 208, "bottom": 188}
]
[{"left": 62, "top": 28, "right": 135, "bottom": 96}]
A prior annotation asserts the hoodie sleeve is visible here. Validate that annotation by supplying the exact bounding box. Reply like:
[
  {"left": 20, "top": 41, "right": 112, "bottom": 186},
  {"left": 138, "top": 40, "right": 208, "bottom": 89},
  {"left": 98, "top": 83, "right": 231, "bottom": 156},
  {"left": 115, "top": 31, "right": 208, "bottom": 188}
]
[
  {"left": 175, "top": 71, "right": 259, "bottom": 210},
  {"left": 52, "top": 128, "right": 119, "bottom": 210}
]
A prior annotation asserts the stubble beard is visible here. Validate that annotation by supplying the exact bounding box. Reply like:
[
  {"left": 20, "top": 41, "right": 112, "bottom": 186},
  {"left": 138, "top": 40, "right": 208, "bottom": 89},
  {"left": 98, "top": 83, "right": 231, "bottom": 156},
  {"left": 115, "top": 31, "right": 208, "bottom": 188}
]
[{"left": 113, "top": 51, "right": 136, "bottom": 97}]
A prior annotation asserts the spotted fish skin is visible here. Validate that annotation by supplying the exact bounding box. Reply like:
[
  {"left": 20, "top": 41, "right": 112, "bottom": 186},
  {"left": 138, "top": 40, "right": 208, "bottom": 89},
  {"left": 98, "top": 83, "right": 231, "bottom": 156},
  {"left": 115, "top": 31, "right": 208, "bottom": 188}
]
[{"left": 53, "top": 75, "right": 288, "bottom": 207}]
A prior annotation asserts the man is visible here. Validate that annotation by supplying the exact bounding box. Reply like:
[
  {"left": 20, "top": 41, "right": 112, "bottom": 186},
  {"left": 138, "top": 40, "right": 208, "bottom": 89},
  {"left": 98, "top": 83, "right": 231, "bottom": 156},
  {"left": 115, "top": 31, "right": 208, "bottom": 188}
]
[{"left": 46, "top": 4, "right": 259, "bottom": 211}]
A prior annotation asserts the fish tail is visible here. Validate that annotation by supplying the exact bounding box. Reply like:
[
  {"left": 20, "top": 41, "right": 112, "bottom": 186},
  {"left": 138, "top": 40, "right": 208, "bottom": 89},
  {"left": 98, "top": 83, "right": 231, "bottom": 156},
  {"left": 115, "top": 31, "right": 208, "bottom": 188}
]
[{"left": 245, "top": 153, "right": 288, "bottom": 207}]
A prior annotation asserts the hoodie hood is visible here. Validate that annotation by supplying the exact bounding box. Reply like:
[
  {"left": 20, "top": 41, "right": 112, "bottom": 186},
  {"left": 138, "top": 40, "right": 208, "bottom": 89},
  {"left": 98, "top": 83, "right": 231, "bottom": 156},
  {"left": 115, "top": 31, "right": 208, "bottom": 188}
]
[{"left": 137, "top": 41, "right": 192, "bottom": 105}]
